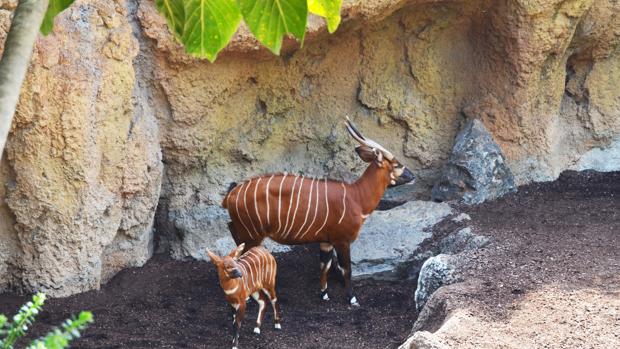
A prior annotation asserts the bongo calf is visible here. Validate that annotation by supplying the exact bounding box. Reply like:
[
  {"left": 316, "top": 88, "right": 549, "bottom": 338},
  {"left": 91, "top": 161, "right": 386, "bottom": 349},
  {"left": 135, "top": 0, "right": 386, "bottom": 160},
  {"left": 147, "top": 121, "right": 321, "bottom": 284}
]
[{"left": 207, "top": 243, "right": 281, "bottom": 349}]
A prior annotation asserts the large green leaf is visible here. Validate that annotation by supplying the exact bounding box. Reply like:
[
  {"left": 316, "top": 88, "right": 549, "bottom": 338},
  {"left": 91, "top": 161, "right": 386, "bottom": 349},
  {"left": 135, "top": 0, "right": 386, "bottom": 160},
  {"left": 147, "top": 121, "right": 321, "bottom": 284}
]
[
  {"left": 157, "top": 0, "right": 242, "bottom": 62},
  {"left": 155, "top": 0, "right": 186, "bottom": 36},
  {"left": 238, "top": 0, "right": 308, "bottom": 55},
  {"left": 40, "top": 0, "right": 75, "bottom": 35},
  {"left": 308, "top": 0, "right": 342, "bottom": 33}
]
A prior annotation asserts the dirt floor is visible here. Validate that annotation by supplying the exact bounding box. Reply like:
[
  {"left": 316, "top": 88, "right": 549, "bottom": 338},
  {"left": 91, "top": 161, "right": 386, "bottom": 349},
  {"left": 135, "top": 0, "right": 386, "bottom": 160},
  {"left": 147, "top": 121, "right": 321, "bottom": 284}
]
[
  {"left": 411, "top": 170, "right": 620, "bottom": 348},
  {"left": 0, "top": 246, "right": 417, "bottom": 349},
  {"left": 1, "top": 170, "right": 618, "bottom": 349}
]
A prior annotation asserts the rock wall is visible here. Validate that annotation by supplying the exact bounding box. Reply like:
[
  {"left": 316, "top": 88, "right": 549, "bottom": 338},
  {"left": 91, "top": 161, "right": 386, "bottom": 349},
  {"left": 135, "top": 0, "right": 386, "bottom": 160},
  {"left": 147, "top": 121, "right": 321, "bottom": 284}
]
[
  {"left": 0, "top": 0, "right": 618, "bottom": 296},
  {"left": 0, "top": 0, "right": 162, "bottom": 296}
]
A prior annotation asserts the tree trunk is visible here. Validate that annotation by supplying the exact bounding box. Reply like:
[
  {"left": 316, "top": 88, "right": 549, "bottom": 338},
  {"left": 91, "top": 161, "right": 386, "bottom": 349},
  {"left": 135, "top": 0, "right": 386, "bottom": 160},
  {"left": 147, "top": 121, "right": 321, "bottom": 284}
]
[{"left": 0, "top": 0, "right": 49, "bottom": 160}]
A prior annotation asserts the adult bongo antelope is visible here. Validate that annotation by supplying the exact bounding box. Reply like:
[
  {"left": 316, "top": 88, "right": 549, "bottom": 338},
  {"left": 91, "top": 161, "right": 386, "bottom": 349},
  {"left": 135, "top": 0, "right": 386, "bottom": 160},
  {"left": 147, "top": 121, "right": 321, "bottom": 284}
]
[
  {"left": 207, "top": 243, "right": 281, "bottom": 349},
  {"left": 222, "top": 117, "right": 415, "bottom": 306}
]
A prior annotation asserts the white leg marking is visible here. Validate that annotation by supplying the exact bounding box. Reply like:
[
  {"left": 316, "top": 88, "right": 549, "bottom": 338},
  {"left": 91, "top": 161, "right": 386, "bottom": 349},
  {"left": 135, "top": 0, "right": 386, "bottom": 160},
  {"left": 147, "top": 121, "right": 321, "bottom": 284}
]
[
  {"left": 254, "top": 327, "right": 261, "bottom": 334},
  {"left": 283, "top": 176, "right": 304, "bottom": 239},
  {"left": 338, "top": 182, "right": 347, "bottom": 224},
  {"left": 311, "top": 179, "right": 330, "bottom": 237},
  {"left": 275, "top": 174, "right": 288, "bottom": 235},
  {"left": 265, "top": 174, "right": 275, "bottom": 226},
  {"left": 243, "top": 179, "right": 259, "bottom": 238},
  {"left": 350, "top": 296, "right": 360, "bottom": 306},
  {"left": 253, "top": 177, "right": 263, "bottom": 231},
  {"left": 281, "top": 175, "right": 299, "bottom": 238},
  {"left": 234, "top": 182, "right": 252, "bottom": 239},
  {"left": 322, "top": 293, "right": 330, "bottom": 301},
  {"left": 275, "top": 323, "right": 281, "bottom": 330},
  {"left": 294, "top": 178, "right": 315, "bottom": 239}
]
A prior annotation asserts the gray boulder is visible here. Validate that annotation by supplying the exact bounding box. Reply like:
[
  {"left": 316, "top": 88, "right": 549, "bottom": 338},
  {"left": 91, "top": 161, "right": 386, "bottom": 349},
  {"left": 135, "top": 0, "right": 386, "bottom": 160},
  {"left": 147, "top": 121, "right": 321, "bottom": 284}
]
[
  {"left": 415, "top": 254, "right": 458, "bottom": 311},
  {"left": 439, "top": 227, "right": 489, "bottom": 255},
  {"left": 351, "top": 201, "right": 453, "bottom": 277},
  {"left": 432, "top": 119, "right": 516, "bottom": 204},
  {"left": 166, "top": 204, "right": 290, "bottom": 260}
]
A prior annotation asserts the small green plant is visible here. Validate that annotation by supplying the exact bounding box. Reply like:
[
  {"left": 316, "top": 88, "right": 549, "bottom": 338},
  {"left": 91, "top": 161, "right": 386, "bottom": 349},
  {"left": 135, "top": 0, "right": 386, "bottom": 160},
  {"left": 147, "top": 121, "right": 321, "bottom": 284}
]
[{"left": 0, "top": 293, "right": 93, "bottom": 349}]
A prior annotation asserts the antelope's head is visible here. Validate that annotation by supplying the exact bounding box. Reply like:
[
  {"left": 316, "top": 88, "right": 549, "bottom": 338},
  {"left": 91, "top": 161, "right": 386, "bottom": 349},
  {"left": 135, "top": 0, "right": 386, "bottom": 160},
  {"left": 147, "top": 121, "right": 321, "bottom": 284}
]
[
  {"left": 345, "top": 117, "right": 416, "bottom": 187},
  {"left": 207, "top": 243, "right": 245, "bottom": 280}
]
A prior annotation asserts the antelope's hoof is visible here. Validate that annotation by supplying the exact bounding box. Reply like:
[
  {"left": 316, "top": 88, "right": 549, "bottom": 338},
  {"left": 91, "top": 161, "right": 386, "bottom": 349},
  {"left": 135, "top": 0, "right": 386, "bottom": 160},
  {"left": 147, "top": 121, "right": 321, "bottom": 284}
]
[
  {"left": 275, "top": 323, "right": 282, "bottom": 330},
  {"left": 253, "top": 327, "right": 261, "bottom": 335},
  {"left": 350, "top": 296, "right": 360, "bottom": 307},
  {"left": 321, "top": 290, "right": 330, "bottom": 301}
]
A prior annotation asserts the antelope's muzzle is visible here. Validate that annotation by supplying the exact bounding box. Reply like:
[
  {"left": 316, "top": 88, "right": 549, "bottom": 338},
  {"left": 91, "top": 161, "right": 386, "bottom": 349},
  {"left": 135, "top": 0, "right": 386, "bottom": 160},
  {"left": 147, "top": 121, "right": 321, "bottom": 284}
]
[
  {"left": 230, "top": 268, "right": 242, "bottom": 279},
  {"left": 394, "top": 167, "right": 416, "bottom": 186}
]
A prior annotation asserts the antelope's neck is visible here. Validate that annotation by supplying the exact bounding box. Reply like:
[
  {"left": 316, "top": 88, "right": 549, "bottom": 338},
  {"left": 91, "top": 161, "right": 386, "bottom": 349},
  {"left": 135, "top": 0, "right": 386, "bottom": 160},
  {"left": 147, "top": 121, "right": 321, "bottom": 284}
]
[{"left": 351, "top": 162, "right": 390, "bottom": 215}]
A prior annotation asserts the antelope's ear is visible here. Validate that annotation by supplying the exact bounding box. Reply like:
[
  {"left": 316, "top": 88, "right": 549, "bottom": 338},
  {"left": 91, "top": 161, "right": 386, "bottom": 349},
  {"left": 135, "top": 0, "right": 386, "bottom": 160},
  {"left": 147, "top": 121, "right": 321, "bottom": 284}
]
[
  {"left": 355, "top": 146, "right": 376, "bottom": 163},
  {"left": 229, "top": 243, "right": 245, "bottom": 260},
  {"left": 206, "top": 249, "right": 220, "bottom": 264}
]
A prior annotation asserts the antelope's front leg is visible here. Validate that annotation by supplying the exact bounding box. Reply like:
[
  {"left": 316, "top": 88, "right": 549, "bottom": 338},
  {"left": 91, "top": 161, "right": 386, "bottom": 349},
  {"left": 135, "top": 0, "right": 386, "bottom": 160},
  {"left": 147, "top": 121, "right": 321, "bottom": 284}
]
[
  {"left": 232, "top": 302, "right": 246, "bottom": 349},
  {"left": 250, "top": 292, "right": 268, "bottom": 334},
  {"left": 334, "top": 243, "right": 359, "bottom": 306},
  {"left": 319, "top": 243, "right": 335, "bottom": 300}
]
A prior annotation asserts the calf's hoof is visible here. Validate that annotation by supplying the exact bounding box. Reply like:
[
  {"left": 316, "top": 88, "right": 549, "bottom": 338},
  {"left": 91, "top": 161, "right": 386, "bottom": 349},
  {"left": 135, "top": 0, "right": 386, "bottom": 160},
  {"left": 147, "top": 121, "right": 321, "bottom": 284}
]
[
  {"left": 275, "top": 323, "right": 282, "bottom": 330},
  {"left": 321, "top": 290, "right": 330, "bottom": 301},
  {"left": 350, "top": 296, "right": 360, "bottom": 307},
  {"left": 253, "top": 327, "right": 261, "bottom": 334}
]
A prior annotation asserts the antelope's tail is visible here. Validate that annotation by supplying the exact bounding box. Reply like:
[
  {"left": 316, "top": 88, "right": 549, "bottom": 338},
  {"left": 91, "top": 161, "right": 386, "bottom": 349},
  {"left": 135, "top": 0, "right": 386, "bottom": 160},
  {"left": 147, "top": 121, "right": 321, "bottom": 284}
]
[{"left": 221, "top": 182, "right": 238, "bottom": 208}]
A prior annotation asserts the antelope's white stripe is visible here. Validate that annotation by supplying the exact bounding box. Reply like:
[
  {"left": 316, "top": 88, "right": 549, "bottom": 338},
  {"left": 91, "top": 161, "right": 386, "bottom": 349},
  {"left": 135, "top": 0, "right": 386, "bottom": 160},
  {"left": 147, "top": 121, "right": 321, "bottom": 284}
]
[
  {"left": 299, "top": 177, "right": 321, "bottom": 239},
  {"left": 234, "top": 182, "right": 253, "bottom": 239},
  {"left": 338, "top": 182, "right": 347, "bottom": 224},
  {"left": 224, "top": 284, "right": 239, "bottom": 295},
  {"left": 243, "top": 179, "right": 259, "bottom": 238},
  {"left": 281, "top": 175, "right": 299, "bottom": 238},
  {"left": 294, "top": 178, "right": 315, "bottom": 239},
  {"left": 265, "top": 175, "right": 275, "bottom": 225},
  {"left": 284, "top": 176, "right": 305, "bottom": 238},
  {"left": 237, "top": 263, "right": 249, "bottom": 292},
  {"left": 276, "top": 174, "right": 288, "bottom": 235},
  {"left": 253, "top": 177, "right": 263, "bottom": 231},
  {"left": 312, "top": 179, "right": 330, "bottom": 237}
]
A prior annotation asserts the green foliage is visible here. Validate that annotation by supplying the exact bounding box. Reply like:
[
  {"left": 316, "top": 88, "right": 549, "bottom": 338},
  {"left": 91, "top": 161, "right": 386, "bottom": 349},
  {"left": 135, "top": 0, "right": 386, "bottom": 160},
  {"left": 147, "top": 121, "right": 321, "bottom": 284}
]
[
  {"left": 156, "top": 0, "right": 343, "bottom": 61},
  {"left": 40, "top": 0, "right": 76, "bottom": 35},
  {"left": 0, "top": 293, "right": 93, "bottom": 349},
  {"left": 239, "top": 0, "right": 308, "bottom": 55},
  {"left": 308, "top": 0, "right": 342, "bottom": 33},
  {"left": 26, "top": 312, "right": 93, "bottom": 349}
]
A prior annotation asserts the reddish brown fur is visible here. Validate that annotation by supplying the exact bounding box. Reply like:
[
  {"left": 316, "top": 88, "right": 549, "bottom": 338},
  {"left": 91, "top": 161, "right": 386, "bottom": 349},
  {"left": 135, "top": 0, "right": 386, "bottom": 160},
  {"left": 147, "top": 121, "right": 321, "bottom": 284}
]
[
  {"left": 207, "top": 244, "right": 281, "bottom": 349},
  {"left": 222, "top": 159, "right": 397, "bottom": 305}
]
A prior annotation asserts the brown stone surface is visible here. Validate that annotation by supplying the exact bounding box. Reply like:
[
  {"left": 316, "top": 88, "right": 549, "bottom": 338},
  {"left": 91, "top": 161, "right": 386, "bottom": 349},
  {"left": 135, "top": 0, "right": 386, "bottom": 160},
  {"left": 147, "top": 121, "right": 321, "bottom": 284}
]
[{"left": 0, "top": 0, "right": 619, "bottom": 296}]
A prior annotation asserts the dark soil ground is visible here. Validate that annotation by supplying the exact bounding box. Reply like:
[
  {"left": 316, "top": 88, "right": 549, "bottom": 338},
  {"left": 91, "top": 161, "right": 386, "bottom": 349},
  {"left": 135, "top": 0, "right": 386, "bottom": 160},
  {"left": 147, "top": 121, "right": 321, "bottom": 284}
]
[
  {"left": 1, "top": 170, "right": 618, "bottom": 349},
  {"left": 0, "top": 246, "right": 417, "bottom": 349}
]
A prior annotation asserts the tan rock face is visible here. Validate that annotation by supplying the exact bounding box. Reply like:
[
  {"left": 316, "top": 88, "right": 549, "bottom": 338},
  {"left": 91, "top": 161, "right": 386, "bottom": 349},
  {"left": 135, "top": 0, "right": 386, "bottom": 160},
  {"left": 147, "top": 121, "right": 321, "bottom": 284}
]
[
  {"left": 1, "top": 0, "right": 162, "bottom": 296},
  {"left": 0, "top": 0, "right": 618, "bottom": 295}
]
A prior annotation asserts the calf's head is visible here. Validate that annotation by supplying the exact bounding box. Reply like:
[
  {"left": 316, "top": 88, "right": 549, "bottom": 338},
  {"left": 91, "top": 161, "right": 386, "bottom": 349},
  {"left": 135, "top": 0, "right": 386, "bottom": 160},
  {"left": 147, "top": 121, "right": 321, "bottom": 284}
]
[
  {"left": 345, "top": 117, "right": 415, "bottom": 187},
  {"left": 207, "top": 243, "right": 246, "bottom": 280}
]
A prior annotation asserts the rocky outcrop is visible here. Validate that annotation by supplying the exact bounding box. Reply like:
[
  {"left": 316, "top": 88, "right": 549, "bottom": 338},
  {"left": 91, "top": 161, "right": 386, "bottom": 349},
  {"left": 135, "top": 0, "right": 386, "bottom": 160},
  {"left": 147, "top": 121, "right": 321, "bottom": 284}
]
[
  {"left": 0, "top": 0, "right": 619, "bottom": 296},
  {"left": 432, "top": 120, "right": 516, "bottom": 204},
  {"left": 0, "top": 0, "right": 162, "bottom": 296},
  {"left": 414, "top": 254, "right": 459, "bottom": 312},
  {"left": 351, "top": 201, "right": 453, "bottom": 277}
]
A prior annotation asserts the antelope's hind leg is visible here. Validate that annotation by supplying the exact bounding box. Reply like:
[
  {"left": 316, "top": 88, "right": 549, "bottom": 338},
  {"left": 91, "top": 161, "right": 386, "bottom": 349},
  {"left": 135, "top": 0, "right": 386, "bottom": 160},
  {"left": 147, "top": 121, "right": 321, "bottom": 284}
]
[
  {"left": 319, "top": 243, "right": 335, "bottom": 301},
  {"left": 251, "top": 291, "right": 269, "bottom": 335},
  {"left": 262, "top": 288, "right": 282, "bottom": 329}
]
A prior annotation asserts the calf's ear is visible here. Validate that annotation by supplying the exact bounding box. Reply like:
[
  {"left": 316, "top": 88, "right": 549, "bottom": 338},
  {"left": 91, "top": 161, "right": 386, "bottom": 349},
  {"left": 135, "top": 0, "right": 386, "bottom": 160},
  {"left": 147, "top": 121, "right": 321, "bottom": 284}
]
[
  {"left": 229, "top": 243, "right": 245, "bottom": 260},
  {"left": 206, "top": 249, "right": 220, "bottom": 264}
]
